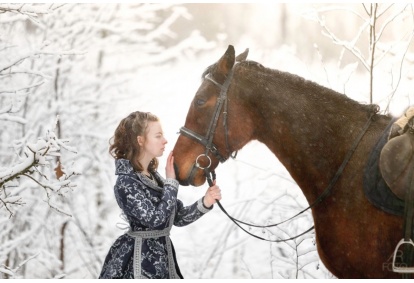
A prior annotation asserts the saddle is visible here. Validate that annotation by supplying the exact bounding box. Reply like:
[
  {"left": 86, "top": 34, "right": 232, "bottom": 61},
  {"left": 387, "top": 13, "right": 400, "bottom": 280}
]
[
  {"left": 379, "top": 116, "right": 414, "bottom": 275},
  {"left": 380, "top": 120, "right": 414, "bottom": 200}
]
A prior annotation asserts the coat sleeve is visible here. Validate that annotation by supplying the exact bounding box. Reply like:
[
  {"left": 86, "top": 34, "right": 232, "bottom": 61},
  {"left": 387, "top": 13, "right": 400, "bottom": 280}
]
[
  {"left": 174, "top": 197, "right": 213, "bottom": 227},
  {"left": 115, "top": 174, "right": 178, "bottom": 228}
]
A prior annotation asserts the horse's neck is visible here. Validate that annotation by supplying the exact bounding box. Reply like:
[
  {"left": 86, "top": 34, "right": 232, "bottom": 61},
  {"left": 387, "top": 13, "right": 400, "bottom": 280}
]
[{"left": 249, "top": 76, "right": 373, "bottom": 202}]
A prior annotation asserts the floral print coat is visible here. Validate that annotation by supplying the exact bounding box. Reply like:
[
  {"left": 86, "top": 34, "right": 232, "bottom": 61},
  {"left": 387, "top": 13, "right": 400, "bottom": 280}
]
[{"left": 99, "top": 159, "right": 212, "bottom": 279}]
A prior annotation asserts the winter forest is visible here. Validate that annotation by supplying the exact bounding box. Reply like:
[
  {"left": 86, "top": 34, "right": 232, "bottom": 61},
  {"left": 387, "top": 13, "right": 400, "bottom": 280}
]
[{"left": 1, "top": 2, "right": 414, "bottom": 279}]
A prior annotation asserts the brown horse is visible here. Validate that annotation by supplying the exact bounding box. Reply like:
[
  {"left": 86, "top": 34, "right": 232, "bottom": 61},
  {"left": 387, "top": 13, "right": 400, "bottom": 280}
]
[{"left": 172, "top": 45, "right": 406, "bottom": 278}]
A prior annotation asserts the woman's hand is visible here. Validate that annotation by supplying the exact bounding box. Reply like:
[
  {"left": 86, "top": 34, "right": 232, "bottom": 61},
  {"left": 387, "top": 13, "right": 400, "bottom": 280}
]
[
  {"left": 203, "top": 180, "right": 221, "bottom": 208},
  {"left": 165, "top": 151, "right": 176, "bottom": 179}
]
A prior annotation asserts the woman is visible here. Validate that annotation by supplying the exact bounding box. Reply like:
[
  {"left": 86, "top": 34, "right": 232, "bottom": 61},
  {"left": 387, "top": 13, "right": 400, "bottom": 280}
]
[{"left": 99, "top": 111, "right": 221, "bottom": 279}]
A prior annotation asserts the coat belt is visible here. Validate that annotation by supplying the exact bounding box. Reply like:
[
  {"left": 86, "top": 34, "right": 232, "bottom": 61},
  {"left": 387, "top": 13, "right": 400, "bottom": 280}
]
[{"left": 127, "top": 227, "right": 171, "bottom": 239}]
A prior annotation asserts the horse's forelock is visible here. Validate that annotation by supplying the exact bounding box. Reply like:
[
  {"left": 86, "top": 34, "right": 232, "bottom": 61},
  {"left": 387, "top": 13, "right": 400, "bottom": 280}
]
[{"left": 201, "top": 64, "right": 216, "bottom": 80}]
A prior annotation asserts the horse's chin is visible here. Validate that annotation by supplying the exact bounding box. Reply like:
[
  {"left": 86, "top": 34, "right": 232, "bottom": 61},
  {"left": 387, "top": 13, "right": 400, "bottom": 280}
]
[
  {"left": 177, "top": 176, "right": 205, "bottom": 187},
  {"left": 182, "top": 173, "right": 206, "bottom": 187},
  {"left": 177, "top": 179, "right": 190, "bottom": 186},
  {"left": 191, "top": 176, "right": 207, "bottom": 187}
]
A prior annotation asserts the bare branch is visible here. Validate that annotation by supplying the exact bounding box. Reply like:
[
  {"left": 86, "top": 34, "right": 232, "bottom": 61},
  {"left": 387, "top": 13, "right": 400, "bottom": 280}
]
[
  {"left": 0, "top": 80, "right": 45, "bottom": 94},
  {"left": 0, "top": 196, "right": 25, "bottom": 218},
  {"left": 309, "top": 10, "right": 370, "bottom": 70},
  {"left": 0, "top": 4, "right": 53, "bottom": 15},
  {"left": 0, "top": 49, "right": 86, "bottom": 74},
  {"left": 0, "top": 252, "right": 40, "bottom": 276}
]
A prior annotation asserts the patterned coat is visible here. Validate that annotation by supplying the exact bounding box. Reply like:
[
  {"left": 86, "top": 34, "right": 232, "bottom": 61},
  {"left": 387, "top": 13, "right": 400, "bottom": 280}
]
[{"left": 99, "top": 159, "right": 212, "bottom": 279}]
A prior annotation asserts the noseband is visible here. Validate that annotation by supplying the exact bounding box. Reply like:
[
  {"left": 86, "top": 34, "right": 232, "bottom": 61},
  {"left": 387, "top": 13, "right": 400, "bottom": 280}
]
[{"left": 179, "top": 66, "right": 238, "bottom": 168}]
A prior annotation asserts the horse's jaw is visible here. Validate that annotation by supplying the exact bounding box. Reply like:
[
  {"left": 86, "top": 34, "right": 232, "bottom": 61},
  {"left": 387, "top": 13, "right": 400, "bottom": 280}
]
[{"left": 175, "top": 162, "right": 208, "bottom": 187}]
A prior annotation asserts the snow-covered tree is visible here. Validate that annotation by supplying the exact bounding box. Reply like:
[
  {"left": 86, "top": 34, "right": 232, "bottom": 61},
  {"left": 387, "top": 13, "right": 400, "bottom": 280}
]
[
  {"left": 0, "top": 3, "right": 211, "bottom": 278},
  {"left": 305, "top": 3, "right": 414, "bottom": 112},
  {"left": 3, "top": 3, "right": 413, "bottom": 279}
]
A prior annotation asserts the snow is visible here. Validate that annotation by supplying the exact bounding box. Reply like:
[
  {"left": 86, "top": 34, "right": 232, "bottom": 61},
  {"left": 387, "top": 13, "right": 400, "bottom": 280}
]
[{"left": 1, "top": 2, "right": 413, "bottom": 280}]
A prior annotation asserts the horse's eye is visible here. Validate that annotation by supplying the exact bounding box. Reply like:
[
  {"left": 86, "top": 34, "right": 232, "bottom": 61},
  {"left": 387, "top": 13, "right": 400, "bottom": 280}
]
[{"left": 195, "top": 99, "right": 206, "bottom": 106}]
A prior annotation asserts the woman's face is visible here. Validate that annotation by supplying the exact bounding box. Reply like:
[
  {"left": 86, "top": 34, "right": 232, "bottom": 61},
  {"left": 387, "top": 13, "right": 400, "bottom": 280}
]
[{"left": 139, "top": 121, "right": 167, "bottom": 159}]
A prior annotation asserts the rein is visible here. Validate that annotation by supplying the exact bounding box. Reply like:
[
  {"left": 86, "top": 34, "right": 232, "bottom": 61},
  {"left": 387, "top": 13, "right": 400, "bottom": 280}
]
[
  {"left": 204, "top": 169, "right": 314, "bottom": 242},
  {"left": 179, "top": 64, "right": 378, "bottom": 242}
]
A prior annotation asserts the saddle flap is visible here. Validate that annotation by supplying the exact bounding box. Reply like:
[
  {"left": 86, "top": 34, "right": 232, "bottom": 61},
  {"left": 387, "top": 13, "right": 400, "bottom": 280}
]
[{"left": 379, "top": 132, "right": 414, "bottom": 200}]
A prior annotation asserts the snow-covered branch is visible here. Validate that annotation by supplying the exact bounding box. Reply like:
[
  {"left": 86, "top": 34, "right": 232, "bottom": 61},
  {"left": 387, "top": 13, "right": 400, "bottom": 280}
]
[
  {"left": 305, "top": 3, "right": 414, "bottom": 105},
  {"left": 0, "top": 129, "right": 78, "bottom": 218},
  {"left": 0, "top": 253, "right": 40, "bottom": 277},
  {"left": 0, "top": 80, "right": 45, "bottom": 94},
  {"left": 0, "top": 3, "right": 65, "bottom": 28},
  {"left": 305, "top": 7, "right": 370, "bottom": 70},
  {"left": 0, "top": 49, "right": 86, "bottom": 74},
  {"left": 0, "top": 4, "right": 53, "bottom": 15}
]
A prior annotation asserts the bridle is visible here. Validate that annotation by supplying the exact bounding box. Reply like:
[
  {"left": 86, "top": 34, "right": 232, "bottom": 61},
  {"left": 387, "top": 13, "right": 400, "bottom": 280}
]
[
  {"left": 178, "top": 64, "right": 378, "bottom": 242},
  {"left": 179, "top": 67, "right": 238, "bottom": 168}
]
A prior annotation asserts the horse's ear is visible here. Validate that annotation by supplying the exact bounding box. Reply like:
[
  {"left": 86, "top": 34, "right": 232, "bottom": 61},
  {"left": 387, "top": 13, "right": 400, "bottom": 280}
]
[
  {"left": 236, "top": 48, "right": 249, "bottom": 62},
  {"left": 217, "top": 45, "right": 235, "bottom": 76}
]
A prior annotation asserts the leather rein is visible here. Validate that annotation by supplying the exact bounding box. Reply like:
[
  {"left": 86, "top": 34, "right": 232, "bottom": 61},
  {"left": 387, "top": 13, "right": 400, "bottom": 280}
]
[{"left": 179, "top": 65, "right": 377, "bottom": 242}]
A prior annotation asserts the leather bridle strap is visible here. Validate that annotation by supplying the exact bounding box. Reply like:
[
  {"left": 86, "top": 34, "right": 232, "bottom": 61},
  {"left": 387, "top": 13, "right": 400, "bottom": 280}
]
[
  {"left": 179, "top": 127, "right": 227, "bottom": 163},
  {"left": 179, "top": 66, "right": 237, "bottom": 165},
  {"left": 204, "top": 73, "right": 231, "bottom": 155}
]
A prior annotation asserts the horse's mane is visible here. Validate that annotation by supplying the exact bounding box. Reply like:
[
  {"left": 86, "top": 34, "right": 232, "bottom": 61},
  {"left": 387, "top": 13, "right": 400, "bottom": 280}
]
[{"left": 201, "top": 60, "right": 377, "bottom": 115}]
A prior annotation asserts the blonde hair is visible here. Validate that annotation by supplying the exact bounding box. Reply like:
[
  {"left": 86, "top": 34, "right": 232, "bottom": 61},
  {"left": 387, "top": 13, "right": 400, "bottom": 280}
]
[{"left": 109, "top": 111, "right": 159, "bottom": 172}]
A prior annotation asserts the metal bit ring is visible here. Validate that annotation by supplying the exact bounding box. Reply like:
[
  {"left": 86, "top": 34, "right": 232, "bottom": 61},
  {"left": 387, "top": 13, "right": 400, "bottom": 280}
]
[{"left": 195, "top": 154, "right": 212, "bottom": 169}]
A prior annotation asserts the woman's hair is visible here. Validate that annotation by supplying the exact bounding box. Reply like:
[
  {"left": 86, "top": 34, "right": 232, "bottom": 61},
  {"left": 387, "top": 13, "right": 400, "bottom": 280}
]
[{"left": 109, "top": 111, "right": 159, "bottom": 172}]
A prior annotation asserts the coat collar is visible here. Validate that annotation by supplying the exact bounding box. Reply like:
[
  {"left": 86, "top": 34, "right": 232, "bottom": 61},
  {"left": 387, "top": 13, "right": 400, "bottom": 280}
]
[
  {"left": 115, "top": 158, "right": 134, "bottom": 175},
  {"left": 115, "top": 159, "right": 165, "bottom": 193}
]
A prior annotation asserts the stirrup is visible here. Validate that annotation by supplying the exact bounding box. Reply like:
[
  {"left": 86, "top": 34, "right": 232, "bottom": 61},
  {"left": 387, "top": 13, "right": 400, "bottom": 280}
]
[{"left": 392, "top": 238, "right": 414, "bottom": 273}]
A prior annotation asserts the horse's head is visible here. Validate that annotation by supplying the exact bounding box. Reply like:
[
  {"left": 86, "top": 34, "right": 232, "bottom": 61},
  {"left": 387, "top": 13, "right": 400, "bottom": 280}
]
[{"left": 173, "top": 45, "right": 251, "bottom": 186}]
